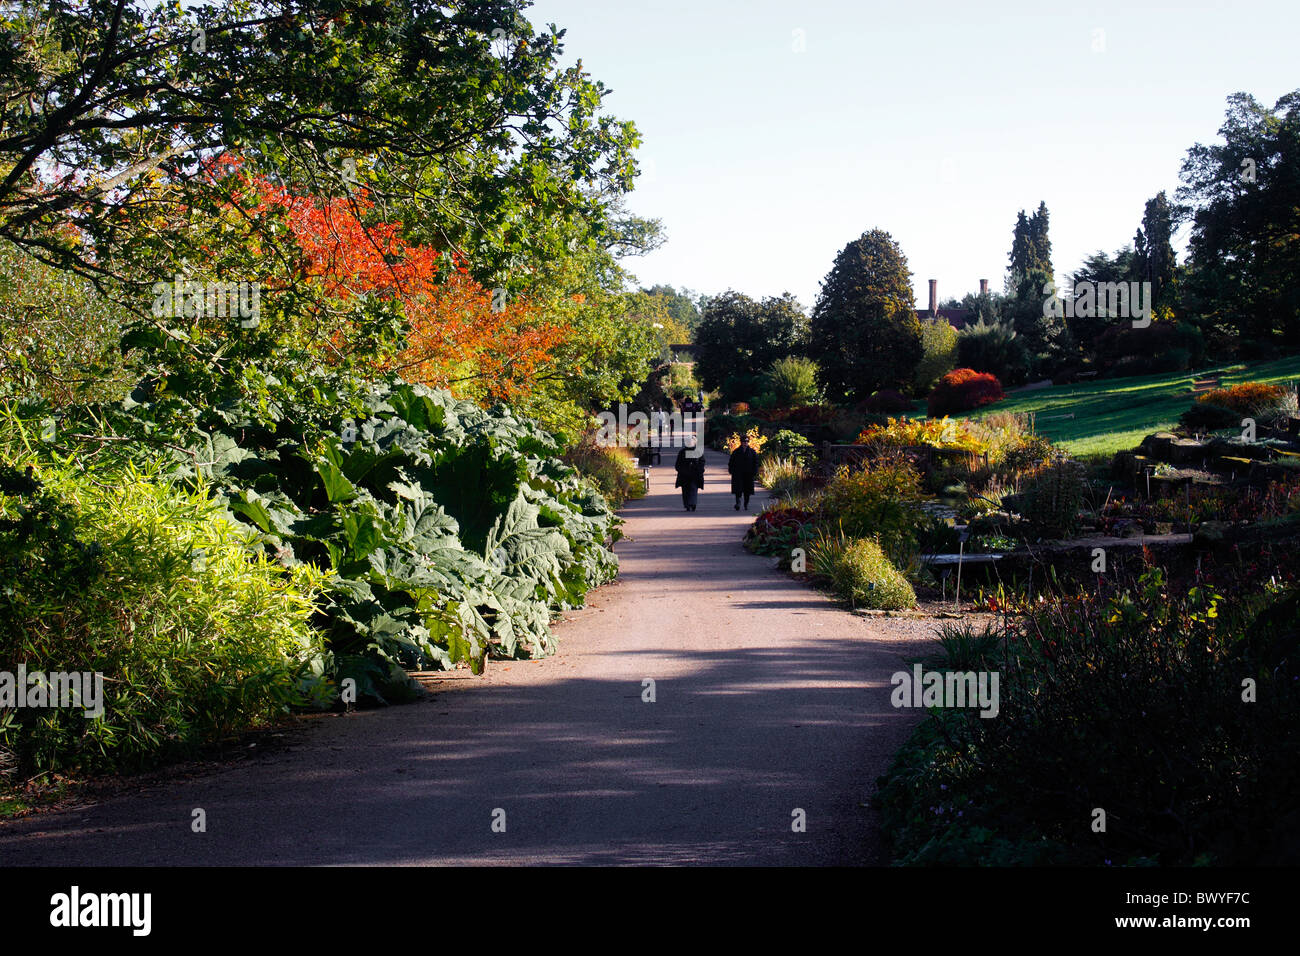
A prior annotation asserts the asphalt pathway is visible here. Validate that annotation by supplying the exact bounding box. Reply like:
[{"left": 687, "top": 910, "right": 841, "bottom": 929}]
[{"left": 0, "top": 448, "right": 938, "bottom": 866}]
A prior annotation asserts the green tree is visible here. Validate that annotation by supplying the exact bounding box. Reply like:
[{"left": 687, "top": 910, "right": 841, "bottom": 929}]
[
  {"left": 807, "top": 229, "right": 922, "bottom": 402},
  {"left": 640, "top": 284, "right": 702, "bottom": 335},
  {"left": 1132, "top": 191, "right": 1178, "bottom": 316},
  {"left": 693, "top": 291, "right": 807, "bottom": 401},
  {"left": 1177, "top": 90, "right": 1300, "bottom": 352},
  {"left": 1004, "top": 202, "right": 1071, "bottom": 376},
  {"left": 1066, "top": 247, "right": 1138, "bottom": 356},
  {"left": 914, "top": 318, "right": 959, "bottom": 393},
  {"left": 958, "top": 289, "right": 1005, "bottom": 326},
  {"left": 0, "top": 1, "right": 645, "bottom": 306}
]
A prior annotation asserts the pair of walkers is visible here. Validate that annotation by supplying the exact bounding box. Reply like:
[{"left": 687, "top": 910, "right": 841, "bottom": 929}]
[{"left": 672, "top": 433, "right": 759, "bottom": 512}]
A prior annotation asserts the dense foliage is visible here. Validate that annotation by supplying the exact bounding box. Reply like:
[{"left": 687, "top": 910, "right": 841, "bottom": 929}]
[
  {"left": 808, "top": 533, "right": 916, "bottom": 611},
  {"left": 914, "top": 319, "right": 959, "bottom": 394},
  {"left": 692, "top": 291, "right": 808, "bottom": 401},
  {"left": 115, "top": 381, "right": 620, "bottom": 698},
  {"left": 1178, "top": 91, "right": 1300, "bottom": 353},
  {"left": 807, "top": 229, "right": 923, "bottom": 402},
  {"left": 0, "top": 461, "right": 328, "bottom": 776},
  {"left": 875, "top": 574, "right": 1300, "bottom": 865},
  {"left": 927, "top": 368, "right": 1004, "bottom": 417}
]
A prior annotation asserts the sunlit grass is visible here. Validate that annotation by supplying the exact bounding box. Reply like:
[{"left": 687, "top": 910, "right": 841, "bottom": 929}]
[{"left": 946, "top": 355, "right": 1300, "bottom": 458}]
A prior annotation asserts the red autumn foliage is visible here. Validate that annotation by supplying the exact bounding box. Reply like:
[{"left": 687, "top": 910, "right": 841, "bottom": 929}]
[
  {"left": 227, "top": 164, "right": 573, "bottom": 405},
  {"left": 927, "top": 368, "right": 1004, "bottom": 416}
]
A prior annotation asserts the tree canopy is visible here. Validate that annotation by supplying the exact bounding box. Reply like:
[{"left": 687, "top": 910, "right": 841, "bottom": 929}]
[
  {"left": 1177, "top": 90, "right": 1300, "bottom": 350},
  {"left": 807, "top": 228, "right": 921, "bottom": 402},
  {"left": 693, "top": 290, "right": 807, "bottom": 401}
]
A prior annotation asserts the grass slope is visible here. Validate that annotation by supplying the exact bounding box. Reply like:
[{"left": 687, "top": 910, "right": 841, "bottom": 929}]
[{"left": 944, "top": 355, "right": 1300, "bottom": 459}]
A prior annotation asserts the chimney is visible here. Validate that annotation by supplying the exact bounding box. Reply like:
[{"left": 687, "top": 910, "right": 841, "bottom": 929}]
[
  {"left": 980, "top": 278, "right": 989, "bottom": 295},
  {"left": 928, "top": 279, "right": 937, "bottom": 317}
]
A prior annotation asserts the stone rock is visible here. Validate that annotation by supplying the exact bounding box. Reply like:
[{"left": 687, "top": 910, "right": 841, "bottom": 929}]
[{"left": 1194, "top": 520, "right": 1232, "bottom": 546}]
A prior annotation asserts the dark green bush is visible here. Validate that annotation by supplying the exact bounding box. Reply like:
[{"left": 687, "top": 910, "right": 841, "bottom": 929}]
[
  {"left": 1018, "top": 457, "right": 1087, "bottom": 538},
  {"left": 764, "top": 429, "right": 815, "bottom": 463},
  {"left": 1180, "top": 402, "right": 1240, "bottom": 431},
  {"left": 875, "top": 576, "right": 1300, "bottom": 865},
  {"left": 957, "top": 319, "right": 1029, "bottom": 385}
]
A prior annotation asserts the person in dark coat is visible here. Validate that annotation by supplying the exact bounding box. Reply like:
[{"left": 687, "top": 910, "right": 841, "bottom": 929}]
[
  {"left": 728, "top": 434, "right": 759, "bottom": 511},
  {"left": 675, "top": 434, "right": 705, "bottom": 511}
]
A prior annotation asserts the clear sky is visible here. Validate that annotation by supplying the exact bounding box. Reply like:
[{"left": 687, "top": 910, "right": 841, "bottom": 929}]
[{"left": 523, "top": 0, "right": 1299, "bottom": 311}]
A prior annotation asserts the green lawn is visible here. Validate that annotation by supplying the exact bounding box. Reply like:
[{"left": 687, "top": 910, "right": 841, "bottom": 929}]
[{"left": 942, "top": 355, "right": 1300, "bottom": 459}]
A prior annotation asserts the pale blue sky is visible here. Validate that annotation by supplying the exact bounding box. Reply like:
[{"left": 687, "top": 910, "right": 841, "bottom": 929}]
[{"left": 525, "top": 0, "right": 1299, "bottom": 310}]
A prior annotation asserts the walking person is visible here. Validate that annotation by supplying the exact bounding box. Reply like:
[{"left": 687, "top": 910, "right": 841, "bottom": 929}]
[
  {"left": 675, "top": 434, "right": 705, "bottom": 511},
  {"left": 728, "top": 433, "right": 759, "bottom": 511}
]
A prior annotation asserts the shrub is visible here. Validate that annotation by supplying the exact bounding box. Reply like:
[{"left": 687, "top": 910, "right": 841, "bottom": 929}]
[
  {"left": 915, "top": 318, "right": 959, "bottom": 393},
  {"left": 927, "top": 368, "right": 1004, "bottom": 417},
  {"left": 0, "top": 462, "right": 328, "bottom": 776},
  {"left": 0, "top": 241, "right": 135, "bottom": 407},
  {"left": 956, "top": 319, "right": 1028, "bottom": 385},
  {"left": 863, "top": 389, "right": 915, "bottom": 413},
  {"left": 820, "top": 456, "right": 929, "bottom": 566},
  {"left": 745, "top": 505, "right": 817, "bottom": 558},
  {"left": 25, "top": 381, "right": 623, "bottom": 699},
  {"left": 762, "top": 356, "right": 821, "bottom": 407},
  {"left": 826, "top": 537, "right": 916, "bottom": 610},
  {"left": 704, "top": 412, "right": 762, "bottom": 448},
  {"left": 1179, "top": 403, "right": 1240, "bottom": 432},
  {"left": 856, "top": 416, "right": 985, "bottom": 453},
  {"left": 1019, "top": 456, "right": 1088, "bottom": 538},
  {"left": 997, "top": 434, "right": 1056, "bottom": 477},
  {"left": 781, "top": 405, "right": 836, "bottom": 425},
  {"left": 723, "top": 427, "right": 767, "bottom": 454},
  {"left": 563, "top": 436, "right": 644, "bottom": 508},
  {"left": 875, "top": 577, "right": 1300, "bottom": 865},
  {"left": 1094, "top": 321, "right": 1205, "bottom": 377},
  {"left": 765, "top": 428, "right": 815, "bottom": 463},
  {"left": 1195, "top": 382, "right": 1288, "bottom": 416},
  {"left": 758, "top": 456, "right": 805, "bottom": 500}
]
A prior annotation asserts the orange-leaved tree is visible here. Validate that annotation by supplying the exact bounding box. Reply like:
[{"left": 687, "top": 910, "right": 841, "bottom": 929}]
[{"left": 241, "top": 171, "right": 573, "bottom": 405}]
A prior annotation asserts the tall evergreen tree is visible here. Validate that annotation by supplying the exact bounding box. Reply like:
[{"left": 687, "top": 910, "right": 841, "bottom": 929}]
[
  {"left": 807, "top": 229, "right": 922, "bottom": 402},
  {"left": 1005, "top": 201, "right": 1070, "bottom": 375},
  {"left": 1133, "top": 191, "right": 1178, "bottom": 314}
]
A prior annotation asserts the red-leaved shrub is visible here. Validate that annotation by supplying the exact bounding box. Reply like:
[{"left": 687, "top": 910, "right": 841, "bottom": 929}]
[{"left": 927, "top": 368, "right": 1004, "bottom": 416}]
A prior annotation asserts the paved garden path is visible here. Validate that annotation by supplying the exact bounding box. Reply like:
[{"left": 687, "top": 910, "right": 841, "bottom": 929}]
[{"left": 0, "top": 449, "right": 938, "bottom": 866}]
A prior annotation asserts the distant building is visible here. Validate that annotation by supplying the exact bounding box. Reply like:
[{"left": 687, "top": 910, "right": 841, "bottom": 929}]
[{"left": 916, "top": 278, "right": 989, "bottom": 330}]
